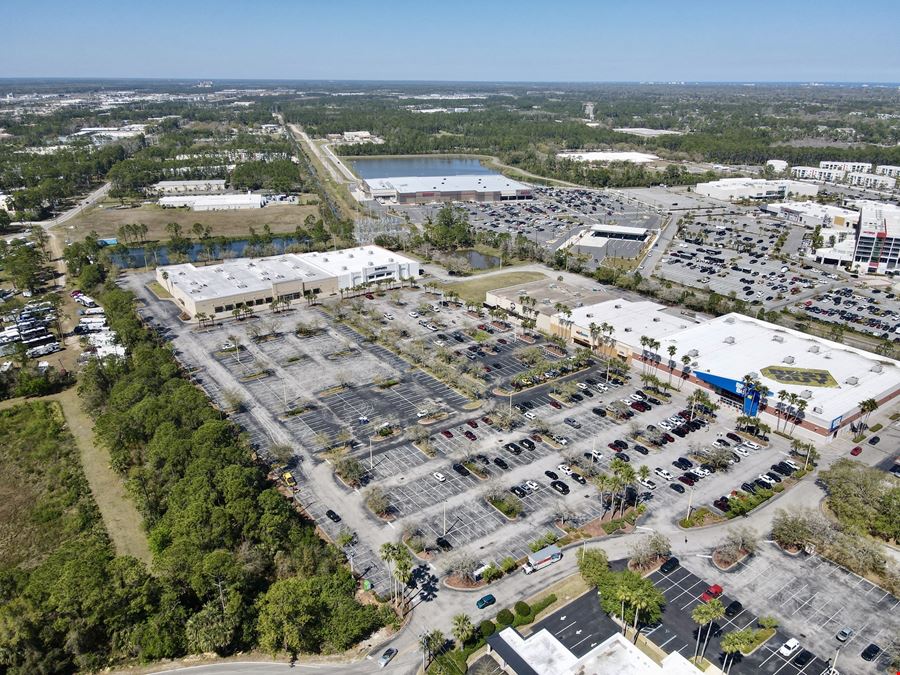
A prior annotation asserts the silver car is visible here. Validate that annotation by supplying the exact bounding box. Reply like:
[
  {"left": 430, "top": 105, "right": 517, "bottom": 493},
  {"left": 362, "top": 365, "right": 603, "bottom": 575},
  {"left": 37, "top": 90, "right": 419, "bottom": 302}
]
[{"left": 378, "top": 647, "right": 398, "bottom": 668}]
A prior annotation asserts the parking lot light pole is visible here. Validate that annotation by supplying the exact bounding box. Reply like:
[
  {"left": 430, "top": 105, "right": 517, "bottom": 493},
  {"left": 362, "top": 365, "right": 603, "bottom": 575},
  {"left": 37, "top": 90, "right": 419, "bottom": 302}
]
[
  {"left": 369, "top": 439, "right": 373, "bottom": 470},
  {"left": 685, "top": 487, "right": 694, "bottom": 521},
  {"left": 443, "top": 501, "right": 447, "bottom": 536}
]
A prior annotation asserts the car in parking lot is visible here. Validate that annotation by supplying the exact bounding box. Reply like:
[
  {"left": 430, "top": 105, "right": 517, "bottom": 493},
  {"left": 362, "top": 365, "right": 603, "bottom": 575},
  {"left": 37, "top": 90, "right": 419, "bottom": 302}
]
[
  {"left": 638, "top": 477, "right": 657, "bottom": 490},
  {"left": 493, "top": 457, "right": 509, "bottom": 470},
  {"left": 510, "top": 485, "right": 527, "bottom": 498},
  {"left": 433, "top": 472, "right": 446, "bottom": 483},
  {"left": 525, "top": 480, "right": 539, "bottom": 491},
  {"left": 660, "top": 557, "right": 679, "bottom": 573},
  {"left": 677, "top": 475, "right": 695, "bottom": 486},
  {"left": 452, "top": 463, "right": 470, "bottom": 477},
  {"left": 441, "top": 429, "right": 453, "bottom": 438},
  {"left": 466, "top": 419, "right": 478, "bottom": 428},
  {"left": 868, "top": 435, "right": 880, "bottom": 445},
  {"left": 669, "top": 483, "right": 685, "bottom": 494},
  {"left": 861, "top": 643, "right": 881, "bottom": 661},
  {"left": 557, "top": 463, "right": 573, "bottom": 476},
  {"left": 654, "top": 467, "right": 673, "bottom": 480},
  {"left": 724, "top": 600, "right": 743, "bottom": 617},
  {"left": 700, "top": 584, "right": 723, "bottom": 602},
  {"left": 520, "top": 438, "right": 535, "bottom": 450},
  {"left": 476, "top": 594, "right": 496, "bottom": 610},
  {"left": 673, "top": 457, "right": 693, "bottom": 470},
  {"left": 377, "top": 648, "right": 398, "bottom": 668},
  {"left": 591, "top": 407, "right": 607, "bottom": 417},
  {"left": 464, "top": 430, "right": 477, "bottom": 441},
  {"left": 778, "top": 638, "right": 800, "bottom": 657},
  {"left": 325, "top": 509, "right": 341, "bottom": 523},
  {"left": 544, "top": 470, "right": 558, "bottom": 480},
  {"left": 835, "top": 628, "right": 853, "bottom": 642},
  {"left": 850, "top": 445, "right": 862, "bottom": 456},
  {"left": 550, "top": 480, "right": 570, "bottom": 495},
  {"left": 793, "top": 650, "right": 813, "bottom": 667},
  {"left": 564, "top": 417, "right": 582, "bottom": 429}
]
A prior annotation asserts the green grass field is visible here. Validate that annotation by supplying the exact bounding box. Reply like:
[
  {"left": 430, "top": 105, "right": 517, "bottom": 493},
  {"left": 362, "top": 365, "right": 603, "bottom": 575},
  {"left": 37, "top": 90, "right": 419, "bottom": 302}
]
[{"left": 438, "top": 270, "right": 547, "bottom": 305}]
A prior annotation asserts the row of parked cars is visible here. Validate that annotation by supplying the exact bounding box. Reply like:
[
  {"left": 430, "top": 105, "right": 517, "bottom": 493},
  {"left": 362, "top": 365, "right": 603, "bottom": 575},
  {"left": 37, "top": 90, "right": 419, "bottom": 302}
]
[{"left": 712, "top": 458, "right": 802, "bottom": 513}]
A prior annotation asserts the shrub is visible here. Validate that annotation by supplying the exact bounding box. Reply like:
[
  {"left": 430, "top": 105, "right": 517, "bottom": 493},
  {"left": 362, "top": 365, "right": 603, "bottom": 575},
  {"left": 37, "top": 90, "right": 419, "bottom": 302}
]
[
  {"left": 869, "top": 423, "right": 883, "bottom": 433},
  {"left": 514, "top": 601, "right": 531, "bottom": 617},
  {"left": 531, "top": 594, "right": 557, "bottom": 615},
  {"left": 480, "top": 620, "right": 495, "bottom": 638},
  {"left": 496, "top": 609, "right": 515, "bottom": 626},
  {"left": 407, "top": 535, "right": 425, "bottom": 554},
  {"left": 500, "top": 556, "right": 518, "bottom": 573},
  {"left": 482, "top": 564, "right": 502, "bottom": 583}
]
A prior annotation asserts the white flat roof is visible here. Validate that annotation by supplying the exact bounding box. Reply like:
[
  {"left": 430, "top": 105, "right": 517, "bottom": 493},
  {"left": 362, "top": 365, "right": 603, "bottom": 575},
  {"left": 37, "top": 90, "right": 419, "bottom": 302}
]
[
  {"left": 565, "top": 299, "right": 701, "bottom": 343},
  {"left": 160, "top": 245, "right": 419, "bottom": 302},
  {"left": 589, "top": 224, "right": 649, "bottom": 236},
  {"left": 664, "top": 313, "right": 900, "bottom": 423},
  {"left": 153, "top": 179, "right": 226, "bottom": 188},
  {"left": 159, "top": 194, "right": 264, "bottom": 208},
  {"left": 365, "top": 174, "right": 530, "bottom": 194},
  {"left": 557, "top": 151, "right": 659, "bottom": 164},
  {"left": 856, "top": 200, "right": 900, "bottom": 238},
  {"left": 766, "top": 201, "right": 858, "bottom": 222}
]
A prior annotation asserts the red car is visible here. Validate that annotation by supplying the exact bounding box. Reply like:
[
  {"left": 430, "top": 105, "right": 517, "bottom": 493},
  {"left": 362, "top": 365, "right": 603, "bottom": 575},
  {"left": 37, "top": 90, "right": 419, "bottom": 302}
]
[
  {"left": 700, "top": 585, "right": 723, "bottom": 602},
  {"left": 466, "top": 420, "right": 478, "bottom": 428},
  {"left": 441, "top": 430, "right": 453, "bottom": 439},
  {"left": 464, "top": 431, "right": 476, "bottom": 441},
  {"left": 497, "top": 338, "right": 507, "bottom": 344},
  {"left": 678, "top": 475, "right": 695, "bottom": 486},
  {"left": 549, "top": 400, "right": 562, "bottom": 409},
  {"left": 364, "top": 293, "right": 375, "bottom": 300},
  {"left": 850, "top": 446, "right": 862, "bottom": 456},
  {"left": 481, "top": 416, "right": 494, "bottom": 425}
]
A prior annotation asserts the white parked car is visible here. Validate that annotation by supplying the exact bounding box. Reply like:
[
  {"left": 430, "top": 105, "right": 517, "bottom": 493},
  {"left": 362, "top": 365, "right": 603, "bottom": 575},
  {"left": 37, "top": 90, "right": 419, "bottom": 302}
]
[
  {"left": 557, "top": 464, "right": 573, "bottom": 476},
  {"left": 576, "top": 382, "right": 588, "bottom": 390},
  {"left": 694, "top": 467, "right": 710, "bottom": 477},
  {"left": 630, "top": 394, "right": 643, "bottom": 402},
  {"left": 525, "top": 480, "right": 539, "bottom": 491},
  {"left": 744, "top": 441, "right": 761, "bottom": 450},
  {"left": 654, "top": 468, "right": 673, "bottom": 481},
  {"left": 734, "top": 446, "right": 750, "bottom": 457},
  {"left": 433, "top": 472, "right": 446, "bottom": 483},
  {"left": 524, "top": 411, "right": 536, "bottom": 420},
  {"left": 659, "top": 421, "right": 673, "bottom": 431},
  {"left": 408, "top": 311, "right": 419, "bottom": 318},
  {"left": 757, "top": 474, "right": 774, "bottom": 485},
  {"left": 778, "top": 638, "right": 800, "bottom": 657},
  {"left": 784, "top": 459, "right": 800, "bottom": 471},
  {"left": 638, "top": 477, "right": 657, "bottom": 490}
]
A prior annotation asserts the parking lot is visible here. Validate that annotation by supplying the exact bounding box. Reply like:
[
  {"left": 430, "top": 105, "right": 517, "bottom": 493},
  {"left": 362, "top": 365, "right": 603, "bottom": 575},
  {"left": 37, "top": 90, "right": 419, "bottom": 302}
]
[
  {"left": 792, "top": 285, "right": 900, "bottom": 343},
  {"left": 656, "top": 214, "right": 837, "bottom": 311},
  {"left": 648, "top": 561, "right": 833, "bottom": 674},
  {"left": 712, "top": 543, "right": 899, "bottom": 674}
]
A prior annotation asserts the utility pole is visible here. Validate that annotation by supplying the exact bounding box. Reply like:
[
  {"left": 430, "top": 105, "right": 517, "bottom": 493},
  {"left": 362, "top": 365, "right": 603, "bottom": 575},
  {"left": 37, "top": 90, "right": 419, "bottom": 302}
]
[
  {"left": 369, "top": 438, "right": 373, "bottom": 470},
  {"left": 443, "top": 500, "right": 447, "bottom": 535},
  {"left": 686, "top": 487, "right": 694, "bottom": 521}
]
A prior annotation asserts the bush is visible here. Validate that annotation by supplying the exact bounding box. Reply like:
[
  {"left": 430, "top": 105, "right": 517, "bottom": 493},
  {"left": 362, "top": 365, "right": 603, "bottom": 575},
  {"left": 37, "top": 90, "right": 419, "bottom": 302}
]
[
  {"left": 500, "top": 556, "right": 518, "bottom": 573},
  {"left": 482, "top": 564, "right": 502, "bottom": 583},
  {"left": 496, "top": 609, "right": 515, "bottom": 626},
  {"left": 529, "top": 531, "right": 559, "bottom": 552},
  {"left": 514, "top": 601, "right": 531, "bottom": 617},
  {"left": 869, "top": 423, "right": 883, "bottom": 433},
  {"left": 531, "top": 594, "right": 557, "bottom": 615},
  {"left": 480, "top": 620, "right": 495, "bottom": 638}
]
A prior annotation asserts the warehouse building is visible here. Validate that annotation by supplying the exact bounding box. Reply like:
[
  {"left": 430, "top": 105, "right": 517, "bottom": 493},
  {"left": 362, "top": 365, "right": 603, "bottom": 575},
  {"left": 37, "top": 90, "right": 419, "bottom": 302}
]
[
  {"left": 363, "top": 174, "right": 533, "bottom": 204},
  {"left": 694, "top": 178, "right": 818, "bottom": 201},
  {"left": 539, "top": 296, "right": 900, "bottom": 438},
  {"left": 158, "top": 193, "right": 266, "bottom": 211},
  {"left": 156, "top": 245, "right": 420, "bottom": 318},
  {"left": 150, "top": 179, "right": 227, "bottom": 195}
]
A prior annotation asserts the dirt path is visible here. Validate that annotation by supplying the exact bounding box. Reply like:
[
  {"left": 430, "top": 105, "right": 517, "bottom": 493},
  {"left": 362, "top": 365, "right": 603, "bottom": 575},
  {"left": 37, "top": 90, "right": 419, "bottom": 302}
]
[{"left": 0, "top": 390, "right": 152, "bottom": 564}]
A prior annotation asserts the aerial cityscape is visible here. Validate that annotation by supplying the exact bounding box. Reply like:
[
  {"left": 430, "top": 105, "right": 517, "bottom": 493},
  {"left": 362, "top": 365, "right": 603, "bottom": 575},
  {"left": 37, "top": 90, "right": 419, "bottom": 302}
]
[{"left": 1, "top": 2, "right": 899, "bottom": 675}]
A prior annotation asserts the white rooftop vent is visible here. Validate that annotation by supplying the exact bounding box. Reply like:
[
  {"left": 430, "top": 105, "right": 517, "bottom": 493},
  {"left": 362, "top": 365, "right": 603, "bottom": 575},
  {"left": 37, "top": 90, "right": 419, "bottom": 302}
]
[
  {"left": 845, "top": 376, "right": 859, "bottom": 385},
  {"left": 871, "top": 364, "right": 883, "bottom": 373},
  {"left": 614, "top": 304, "right": 622, "bottom": 309},
  {"left": 653, "top": 317, "right": 661, "bottom": 322},
  {"left": 723, "top": 336, "right": 735, "bottom": 344},
  {"left": 772, "top": 335, "right": 785, "bottom": 343},
  {"left": 724, "top": 317, "right": 735, "bottom": 324},
  {"left": 367, "top": 250, "right": 373, "bottom": 255},
  {"left": 688, "top": 349, "right": 699, "bottom": 358},
  {"left": 624, "top": 327, "right": 632, "bottom": 332},
  {"left": 389, "top": 257, "right": 394, "bottom": 262},
  {"left": 813, "top": 405, "right": 823, "bottom": 414},
  {"left": 783, "top": 356, "right": 795, "bottom": 364},
  {"left": 808, "top": 345, "right": 820, "bottom": 353},
  {"left": 800, "top": 389, "right": 812, "bottom": 399},
  {"left": 342, "top": 266, "right": 347, "bottom": 271},
  {"left": 348, "top": 253, "right": 354, "bottom": 258}
]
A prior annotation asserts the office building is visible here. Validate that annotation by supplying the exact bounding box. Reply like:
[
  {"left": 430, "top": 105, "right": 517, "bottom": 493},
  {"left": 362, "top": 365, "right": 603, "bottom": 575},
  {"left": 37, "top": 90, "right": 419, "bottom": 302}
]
[
  {"left": 851, "top": 201, "right": 900, "bottom": 275},
  {"left": 847, "top": 172, "right": 895, "bottom": 191}
]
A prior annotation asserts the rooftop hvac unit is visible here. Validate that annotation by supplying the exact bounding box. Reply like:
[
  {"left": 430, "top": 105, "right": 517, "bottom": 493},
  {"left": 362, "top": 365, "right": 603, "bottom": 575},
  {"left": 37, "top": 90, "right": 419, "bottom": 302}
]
[
  {"left": 808, "top": 345, "right": 820, "bottom": 353},
  {"left": 653, "top": 317, "right": 661, "bottom": 322},
  {"left": 783, "top": 356, "right": 795, "bottom": 364},
  {"left": 688, "top": 349, "right": 699, "bottom": 358},
  {"left": 800, "top": 389, "right": 812, "bottom": 399},
  {"left": 367, "top": 250, "right": 373, "bottom": 255},
  {"left": 772, "top": 335, "right": 785, "bottom": 343},
  {"left": 389, "top": 258, "right": 394, "bottom": 262},
  {"left": 348, "top": 253, "right": 353, "bottom": 258},
  {"left": 614, "top": 304, "right": 622, "bottom": 308},
  {"left": 725, "top": 316, "right": 735, "bottom": 324},
  {"left": 624, "top": 327, "right": 632, "bottom": 332},
  {"left": 871, "top": 364, "right": 883, "bottom": 373},
  {"left": 845, "top": 376, "right": 859, "bottom": 385},
  {"left": 723, "top": 336, "right": 735, "bottom": 344},
  {"left": 813, "top": 406, "right": 823, "bottom": 414},
  {"left": 342, "top": 266, "right": 347, "bottom": 271}
]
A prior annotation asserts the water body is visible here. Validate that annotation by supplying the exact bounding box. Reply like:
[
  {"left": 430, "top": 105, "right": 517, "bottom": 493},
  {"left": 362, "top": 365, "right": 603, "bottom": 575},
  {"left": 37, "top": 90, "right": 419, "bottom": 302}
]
[
  {"left": 456, "top": 249, "right": 500, "bottom": 270},
  {"left": 349, "top": 156, "right": 496, "bottom": 179},
  {"left": 107, "top": 237, "right": 302, "bottom": 268}
]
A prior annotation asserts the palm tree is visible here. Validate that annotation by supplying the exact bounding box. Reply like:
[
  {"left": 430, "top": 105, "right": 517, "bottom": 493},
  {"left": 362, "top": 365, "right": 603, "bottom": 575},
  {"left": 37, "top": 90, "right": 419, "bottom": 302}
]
[
  {"left": 667, "top": 344, "right": 677, "bottom": 386},
  {"left": 379, "top": 542, "right": 399, "bottom": 604},
  {"left": 721, "top": 629, "right": 753, "bottom": 674},
  {"left": 790, "top": 399, "right": 807, "bottom": 435},
  {"left": 691, "top": 601, "right": 717, "bottom": 663},
  {"left": 775, "top": 390, "right": 788, "bottom": 433},
  {"left": 196, "top": 312, "right": 208, "bottom": 329},
  {"left": 858, "top": 398, "right": 878, "bottom": 427},
  {"left": 451, "top": 613, "right": 475, "bottom": 647},
  {"left": 639, "top": 336, "right": 650, "bottom": 373},
  {"left": 679, "top": 354, "right": 691, "bottom": 390},
  {"left": 589, "top": 322, "right": 602, "bottom": 352},
  {"left": 616, "top": 586, "right": 633, "bottom": 634}
]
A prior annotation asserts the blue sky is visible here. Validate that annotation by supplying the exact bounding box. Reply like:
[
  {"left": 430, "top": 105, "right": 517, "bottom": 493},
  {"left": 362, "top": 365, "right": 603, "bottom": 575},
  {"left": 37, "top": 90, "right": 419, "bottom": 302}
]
[{"left": 5, "top": 0, "right": 900, "bottom": 82}]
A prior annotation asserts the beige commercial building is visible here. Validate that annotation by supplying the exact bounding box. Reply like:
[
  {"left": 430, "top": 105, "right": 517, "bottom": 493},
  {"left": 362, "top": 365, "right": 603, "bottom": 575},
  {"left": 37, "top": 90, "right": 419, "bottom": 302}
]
[
  {"left": 484, "top": 279, "right": 613, "bottom": 334},
  {"left": 156, "top": 245, "right": 421, "bottom": 318}
]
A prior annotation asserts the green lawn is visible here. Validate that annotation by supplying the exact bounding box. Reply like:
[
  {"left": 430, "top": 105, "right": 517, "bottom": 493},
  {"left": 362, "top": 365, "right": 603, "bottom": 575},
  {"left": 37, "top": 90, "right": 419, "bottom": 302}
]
[{"left": 438, "top": 270, "right": 547, "bottom": 306}]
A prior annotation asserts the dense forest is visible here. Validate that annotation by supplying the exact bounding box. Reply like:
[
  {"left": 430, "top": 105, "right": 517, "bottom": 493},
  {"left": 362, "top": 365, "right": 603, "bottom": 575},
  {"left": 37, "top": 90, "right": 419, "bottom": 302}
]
[{"left": 0, "top": 284, "right": 391, "bottom": 672}]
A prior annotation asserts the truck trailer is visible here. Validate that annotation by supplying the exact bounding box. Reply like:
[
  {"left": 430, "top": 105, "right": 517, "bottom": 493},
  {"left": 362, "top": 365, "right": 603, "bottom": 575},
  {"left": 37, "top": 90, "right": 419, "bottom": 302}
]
[{"left": 522, "top": 544, "right": 562, "bottom": 574}]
